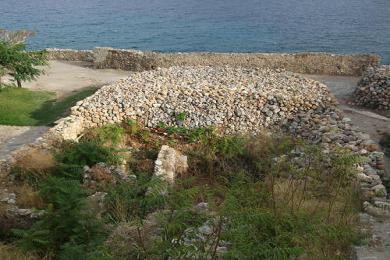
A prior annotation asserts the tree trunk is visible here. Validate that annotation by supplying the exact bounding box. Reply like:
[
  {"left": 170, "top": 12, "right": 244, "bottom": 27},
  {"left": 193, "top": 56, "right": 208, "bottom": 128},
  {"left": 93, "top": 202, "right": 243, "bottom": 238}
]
[{"left": 16, "top": 79, "right": 22, "bottom": 88}]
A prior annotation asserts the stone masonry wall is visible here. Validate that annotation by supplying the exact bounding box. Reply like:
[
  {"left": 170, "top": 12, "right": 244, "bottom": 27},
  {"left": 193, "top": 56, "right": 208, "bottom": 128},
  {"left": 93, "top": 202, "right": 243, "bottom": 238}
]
[
  {"left": 354, "top": 65, "right": 390, "bottom": 109},
  {"left": 46, "top": 48, "right": 94, "bottom": 62},
  {"left": 47, "top": 47, "right": 380, "bottom": 76}
]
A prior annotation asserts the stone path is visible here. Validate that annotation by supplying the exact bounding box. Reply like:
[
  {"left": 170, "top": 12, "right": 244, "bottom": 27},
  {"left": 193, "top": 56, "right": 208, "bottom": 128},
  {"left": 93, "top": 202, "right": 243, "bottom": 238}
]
[
  {"left": 304, "top": 74, "right": 390, "bottom": 260},
  {"left": 0, "top": 126, "right": 49, "bottom": 160},
  {"left": 354, "top": 213, "right": 390, "bottom": 260}
]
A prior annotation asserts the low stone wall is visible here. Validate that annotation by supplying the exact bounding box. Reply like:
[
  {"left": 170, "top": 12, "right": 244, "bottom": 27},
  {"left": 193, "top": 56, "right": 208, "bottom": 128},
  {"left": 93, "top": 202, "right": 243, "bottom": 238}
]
[
  {"left": 70, "top": 66, "right": 336, "bottom": 134},
  {"left": 354, "top": 65, "right": 390, "bottom": 109},
  {"left": 46, "top": 48, "right": 94, "bottom": 62},
  {"left": 47, "top": 47, "right": 380, "bottom": 76}
]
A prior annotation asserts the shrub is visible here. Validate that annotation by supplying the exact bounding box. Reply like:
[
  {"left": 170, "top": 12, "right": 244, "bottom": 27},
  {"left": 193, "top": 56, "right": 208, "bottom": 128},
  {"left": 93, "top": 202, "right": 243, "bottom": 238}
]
[
  {"left": 6, "top": 126, "right": 363, "bottom": 259},
  {"left": 104, "top": 173, "right": 166, "bottom": 223},
  {"left": 184, "top": 135, "right": 362, "bottom": 259},
  {"left": 148, "top": 182, "right": 208, "bottom": 259},
  {"left": 0, "top": 41, "right": 47, "bottom": 87},
  {"left": 0, "top": 243, "right": 38, "bottom": 260},
  {"left": 56, "top": 140, "right": 122, "bottom": 181},
  {"left": 13, "top": 177, "right": 106, "bottom": 257},
  {"left": 58, "top": 140, "right": 122, "bottom": 166},
  {"left": 125, "top": 119, "right": 140, "bottom": 136},
  {"left": 106, "top": 178, "right": 208, "bottom": 259},
  {"left": 10, "top": 166, "right": 51, "bottom": 187},
  {"left": 175, "top": 112, "right": 186, "bottom": 122},
  {"left": 14, "top": 184, "right": 45, "bottom": 210},
  {"left": 10, "top": 148, "right": 55, "bottom": 186},
  {"left": 94, "top": 124, "right": 125, "bottom": 146}
]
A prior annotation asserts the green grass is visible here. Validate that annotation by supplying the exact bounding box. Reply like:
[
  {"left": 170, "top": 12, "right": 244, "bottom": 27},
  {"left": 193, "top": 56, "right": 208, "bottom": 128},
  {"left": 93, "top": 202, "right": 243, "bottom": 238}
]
[{"left": 0, "top": 86, "right": 98, "bottom": 126}]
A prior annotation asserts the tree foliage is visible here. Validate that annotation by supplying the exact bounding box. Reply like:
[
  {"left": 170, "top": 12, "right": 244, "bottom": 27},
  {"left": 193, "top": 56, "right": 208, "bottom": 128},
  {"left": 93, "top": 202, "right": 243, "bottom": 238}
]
[
  {"left": 0, "top": 41, "right": 47, "bottom": 87},
  {"left": 13, "top": 177, "right": 107, "bottom": 258}
]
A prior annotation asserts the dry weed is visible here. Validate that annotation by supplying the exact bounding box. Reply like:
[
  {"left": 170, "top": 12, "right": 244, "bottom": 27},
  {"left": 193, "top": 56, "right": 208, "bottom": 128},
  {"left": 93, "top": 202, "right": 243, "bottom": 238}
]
[
  {"left": 0, "top": 243, "right": 38, "bottom": 260},
  {"left": 13, "top": 184, "right": 45, "bottom": 209},
  {"left": 13, "top": 148, "right": 55, "bottom": 171}
]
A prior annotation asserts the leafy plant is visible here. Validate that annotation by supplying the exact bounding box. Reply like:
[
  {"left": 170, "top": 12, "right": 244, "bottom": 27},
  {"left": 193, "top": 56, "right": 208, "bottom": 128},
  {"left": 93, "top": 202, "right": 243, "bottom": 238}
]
[
  {"left": 175, "top": 112, "right": 186, "bottom": 122},
  {"left": 125, "top": 119, "right": 140, "bottom": 136},
  {"left": 104, "top": 173, "right": 166, "bottom": 223},
  {"left": 13, "top": 177, "right": 106, "bottom": 257},
  {"left": 56, "top": 140, "right": 122, "bottom": 181},
  {"left": 0, "top": 41, "right": 47, "bottom": 87},
  {"left": 7, "top": 125, "right": 364, "bottom": 259},
  {"left": 95, "top": 124, "right": 125, "bottom": 145}
]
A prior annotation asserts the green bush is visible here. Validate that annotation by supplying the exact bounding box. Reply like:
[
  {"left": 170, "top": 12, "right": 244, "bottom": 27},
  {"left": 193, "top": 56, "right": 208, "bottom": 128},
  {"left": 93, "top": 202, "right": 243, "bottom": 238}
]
[
  {"left": 7, "top": 126, "right": 363, "bottom": 259},
  {"left": 175, "top": 112, "right": 186, "bottom": 122},
  {"left": 95, "top": 124, "right": 125, "bottom": 145},
  {"left": 125, "top": 119, "right": 140, "bottom": 136},
  {"left": 104, "top": 173, "right": 166, "bottom": 223},
  {"left": 0, "top": 41, "right": 47, "bottom": 88},
  {"left": 13, "top": 177, "right": 106, "bottom": 257},
  {"left": 56, "top": 140, "right": 122, "bottom": 181}
]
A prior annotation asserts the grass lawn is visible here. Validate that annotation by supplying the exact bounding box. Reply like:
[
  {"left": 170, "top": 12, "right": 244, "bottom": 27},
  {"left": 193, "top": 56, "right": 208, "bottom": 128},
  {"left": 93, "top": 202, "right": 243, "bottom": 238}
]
[{"left": 0, "top": 86, "right": 98, "bottom": 126}]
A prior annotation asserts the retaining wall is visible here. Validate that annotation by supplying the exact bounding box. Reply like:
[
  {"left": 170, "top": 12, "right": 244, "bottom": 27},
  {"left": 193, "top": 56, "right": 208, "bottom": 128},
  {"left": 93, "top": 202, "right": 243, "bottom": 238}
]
[{"left": 46, "top": 47, "right": 380, "bottom": 76}]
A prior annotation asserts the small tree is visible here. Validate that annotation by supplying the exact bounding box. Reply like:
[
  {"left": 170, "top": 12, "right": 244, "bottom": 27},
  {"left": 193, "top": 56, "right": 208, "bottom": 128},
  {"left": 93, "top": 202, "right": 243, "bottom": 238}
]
[
  {"left": 0, "top": 29, "right": 47, "bottom": 88},
  {"left": 0, "top": 41, "right": 47, "bottom": 87}
]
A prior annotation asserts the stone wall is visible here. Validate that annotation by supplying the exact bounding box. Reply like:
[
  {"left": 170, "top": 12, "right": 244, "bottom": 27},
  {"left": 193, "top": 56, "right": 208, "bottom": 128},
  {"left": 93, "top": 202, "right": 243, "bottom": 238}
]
[
  {"left": 47, "top": 47, "right": 380, "bottom": 76},
  {"left": 46, "top": 48, "right": 94, "bottom": 62},
  {"left": 354, "top": 65, "right": 390, "bottom": 109},
  {"left": 70, "top": 67, "right": 337, "bottom": 133}
]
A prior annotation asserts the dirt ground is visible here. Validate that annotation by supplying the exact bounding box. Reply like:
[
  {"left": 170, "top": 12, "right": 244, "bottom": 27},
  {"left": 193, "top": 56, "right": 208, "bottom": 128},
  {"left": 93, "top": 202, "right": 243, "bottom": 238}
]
[{"left": 9, "top": 60, "right": 130, "bottom": 98}]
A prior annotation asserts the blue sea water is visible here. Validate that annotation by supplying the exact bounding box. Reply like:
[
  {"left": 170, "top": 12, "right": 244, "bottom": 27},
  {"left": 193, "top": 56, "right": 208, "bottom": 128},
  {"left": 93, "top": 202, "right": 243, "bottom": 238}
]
[{"left": 1, "top": 0, "right": 390, "bottom": 62}]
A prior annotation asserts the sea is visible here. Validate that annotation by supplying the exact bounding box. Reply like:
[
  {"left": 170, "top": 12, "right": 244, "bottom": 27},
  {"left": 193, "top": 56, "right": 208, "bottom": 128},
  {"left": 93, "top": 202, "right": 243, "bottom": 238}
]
[{"left": 1, "top": 0, "right": 390, "bottom": 62}]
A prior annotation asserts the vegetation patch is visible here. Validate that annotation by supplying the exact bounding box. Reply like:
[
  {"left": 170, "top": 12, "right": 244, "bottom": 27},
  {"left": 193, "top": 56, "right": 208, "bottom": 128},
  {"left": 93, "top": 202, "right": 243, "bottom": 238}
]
[
  {"left": 0, "top": 86, "right": 98, "bottom": 126},
  {"left": 1, "top": 122, "right": 365, "bottom": 259}
]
